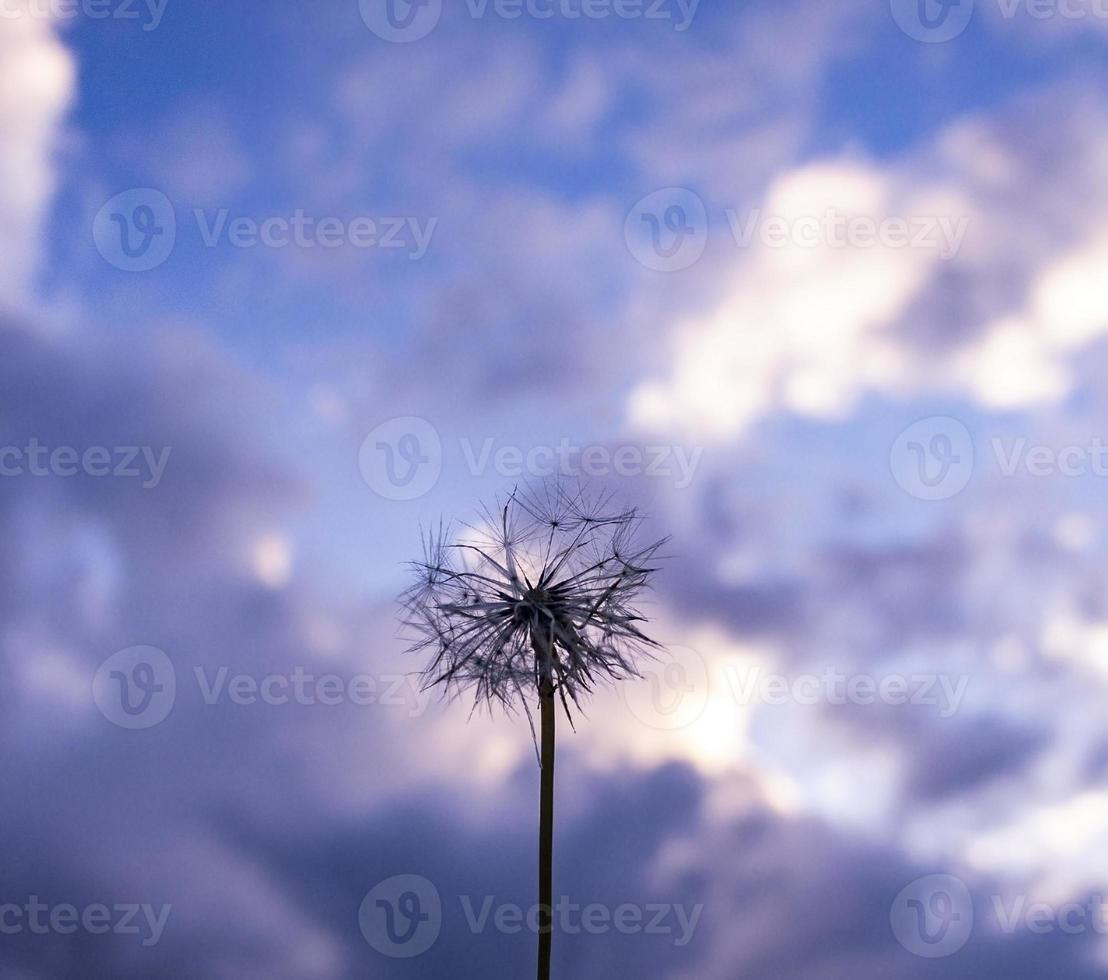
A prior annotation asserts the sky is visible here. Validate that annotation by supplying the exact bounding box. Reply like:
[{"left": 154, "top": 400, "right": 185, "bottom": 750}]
[{"left": 2, "top": 0, "right": 1108, "bottom": 976}]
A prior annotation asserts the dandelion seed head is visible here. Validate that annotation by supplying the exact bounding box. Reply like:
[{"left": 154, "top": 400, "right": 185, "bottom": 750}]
[{"left": 401, "top": 480, "right": 669, "bottom": 730}]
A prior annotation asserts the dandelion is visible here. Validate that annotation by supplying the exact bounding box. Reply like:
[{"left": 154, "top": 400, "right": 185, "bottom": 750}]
[{"left": 402, "top": 480, "right": 668, "bottom": 980}]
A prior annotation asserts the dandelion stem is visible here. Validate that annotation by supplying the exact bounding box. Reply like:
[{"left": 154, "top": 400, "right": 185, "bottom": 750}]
[{"left": 538, "top": 672, "right": 555, "bottom": 980}]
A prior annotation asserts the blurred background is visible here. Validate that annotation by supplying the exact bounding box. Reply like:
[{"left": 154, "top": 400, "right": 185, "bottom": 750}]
[{"left": 2, "top": 0, "right": 1108, "bottom": 976}]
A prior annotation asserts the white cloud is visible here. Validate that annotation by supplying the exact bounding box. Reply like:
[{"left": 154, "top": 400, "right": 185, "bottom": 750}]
[
  {"left": 952, "top": 230, "right": 1108, "bottom": 408},
  {"left": 1033, "top": 230, "right": 1108, "bottom": 348},
  {"left": 953, "top": 316, "right": 1069, "bottom": 409},
  {"left": 629, "top": 87, "right": 1108, "bottom": 440},
  {"left": 0, "top": 9, "right": 74, "bottom": 311},
  {"left": 629, "top": 160, "right": 935, "bottom": 439}
]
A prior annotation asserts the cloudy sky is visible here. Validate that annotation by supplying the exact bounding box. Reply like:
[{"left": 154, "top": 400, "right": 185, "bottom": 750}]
[{"left": 2, "top": 0, "right": 1108, "bottom": 976}]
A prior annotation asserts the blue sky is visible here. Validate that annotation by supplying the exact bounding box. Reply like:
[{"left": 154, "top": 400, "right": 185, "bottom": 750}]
[{"left": 3, "top": 0, "right": 1108, "bottom": 976}]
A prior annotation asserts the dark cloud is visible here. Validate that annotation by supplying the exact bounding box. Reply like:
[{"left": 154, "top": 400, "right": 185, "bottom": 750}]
[{"left": 906, "top": 715, "right": 1047, "bottom": 802}]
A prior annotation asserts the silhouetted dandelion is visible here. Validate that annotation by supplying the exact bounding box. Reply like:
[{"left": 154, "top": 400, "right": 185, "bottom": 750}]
[{"left": 402, "top": 480, "right": 668, "bottom": 980}]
